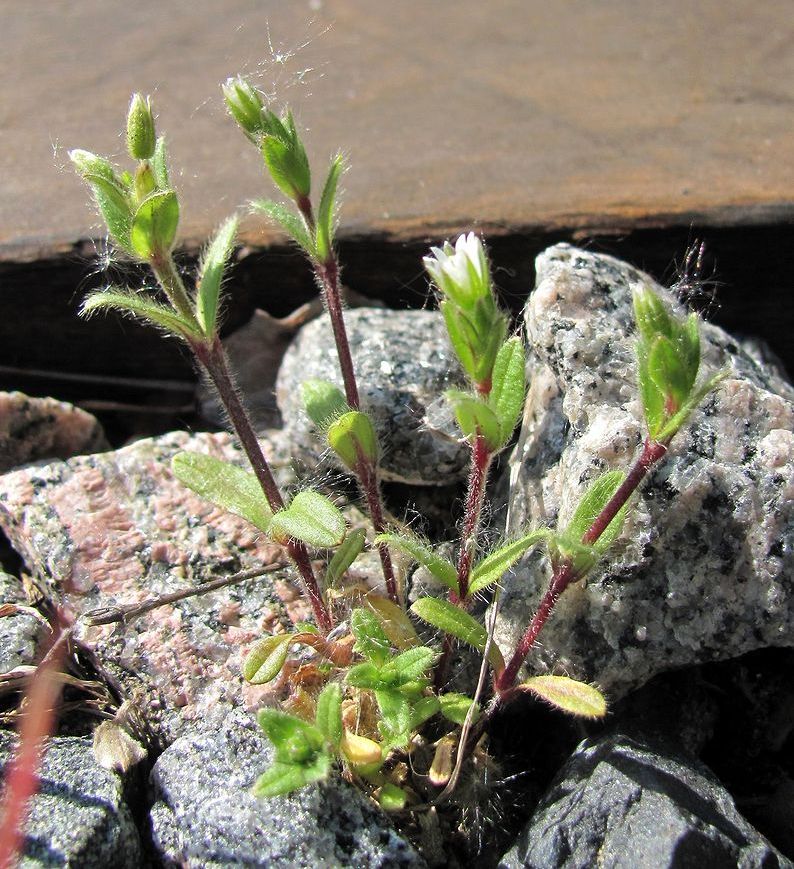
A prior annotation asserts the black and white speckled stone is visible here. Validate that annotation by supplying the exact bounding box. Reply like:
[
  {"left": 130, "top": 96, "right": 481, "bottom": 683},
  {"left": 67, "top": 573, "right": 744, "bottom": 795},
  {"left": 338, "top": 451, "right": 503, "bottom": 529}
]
[
  {"left": 0, "top": 572, "right": 46, "bottom": 672},
  {"left": 498, "top": 731, "right": 792, "bottom": 869},
  {"left": 277, "top": 309, "right": 469, "bottom": 485},
  {"left": 0, "top": 730, "right": 142, "bottom": 867},
  {"left": 149, "top": 708, "right": 425, "bottom": 868},
  {"left": 496, "top": 244, "right": 794, "bottom": 698}
]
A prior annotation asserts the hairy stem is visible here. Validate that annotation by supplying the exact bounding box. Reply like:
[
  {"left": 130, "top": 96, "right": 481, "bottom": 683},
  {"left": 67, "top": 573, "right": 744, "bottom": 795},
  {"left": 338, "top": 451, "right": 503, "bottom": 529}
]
[
  {"left": 315, "top": 256, "right": 360, "bottom": 409},
  {"left": 355, "top": 457, "right": 398, "bottom": 603},
  {"left": 455, "top": 434, "right": 492, "bottom": 601},
  {"left": 496, "top": 437, "right": 667, "bottom": 693},
  {"left": 150, "top": 253, "right": 197, "bottom": 325},
  {"left": 193, "top": 337, "right": 333, "bottom": 633}
]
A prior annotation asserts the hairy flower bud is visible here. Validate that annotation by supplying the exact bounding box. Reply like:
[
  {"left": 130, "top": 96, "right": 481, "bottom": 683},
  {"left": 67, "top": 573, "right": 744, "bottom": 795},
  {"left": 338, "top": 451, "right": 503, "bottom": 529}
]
[{"left": 126, "top": 93, "right": 156, "bottom": 161}]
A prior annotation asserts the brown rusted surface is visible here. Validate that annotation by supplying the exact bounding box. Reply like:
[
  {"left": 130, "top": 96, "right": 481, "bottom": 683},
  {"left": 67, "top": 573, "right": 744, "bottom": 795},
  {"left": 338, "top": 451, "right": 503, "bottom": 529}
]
[{"left": 2, "top": 0, "right": 792, "bottom": 261}]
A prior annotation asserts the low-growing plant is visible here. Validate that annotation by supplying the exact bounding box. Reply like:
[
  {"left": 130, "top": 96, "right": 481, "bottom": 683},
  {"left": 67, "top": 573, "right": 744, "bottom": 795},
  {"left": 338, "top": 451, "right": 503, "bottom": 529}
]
[{"left": 68, "top": 84, "right": 724, "bottom": 810}]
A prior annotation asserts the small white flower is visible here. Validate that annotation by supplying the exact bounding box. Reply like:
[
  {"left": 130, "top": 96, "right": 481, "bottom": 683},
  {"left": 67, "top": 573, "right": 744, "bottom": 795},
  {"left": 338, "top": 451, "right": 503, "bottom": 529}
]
[{"left": 423, "top": 232, "right": 491, "bottom": 307}]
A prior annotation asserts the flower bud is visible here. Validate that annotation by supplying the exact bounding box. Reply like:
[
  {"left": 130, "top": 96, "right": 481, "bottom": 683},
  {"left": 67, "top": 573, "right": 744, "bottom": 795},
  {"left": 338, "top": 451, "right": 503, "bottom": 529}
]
[
  {"left": 222, "top": 76, "right": 265, "bottom": 142},
  {"left": 126, "top": 94, "right": 156, "bottom": 161}
]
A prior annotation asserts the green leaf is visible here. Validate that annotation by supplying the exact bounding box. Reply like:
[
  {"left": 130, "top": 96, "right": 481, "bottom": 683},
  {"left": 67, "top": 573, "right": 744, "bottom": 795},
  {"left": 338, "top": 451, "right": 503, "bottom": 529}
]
[
  {"left": 80, "top": 289, "right": 198, "bottom": 341},
  {"left": 253, "top": 199, "right": 315, "bottom": 256},
  {"left": 489, "top": 337, "right": 526, "bottom": 442},
  {"left": 468, "top": 529, "right": 550, "bottom": 595},
  {"left": 446, "top": 390, "right": 502, "bottom": 451},
  {"left": 314, "top": 682, "right": 343, "bottom": 749},
  {"left": 327, "top": 411, "right": 379, "bottom": 470},
  {"left": 409, "top": 695, "right": 441, "bottom": 730},
  {"left": 655, "top": 369, "right": 727, "bottom": 444},
  {"left": 252, "top": 757, "right": 331, "bottom": 798},
  {"left": 301, "top": 379, "right": 349, "bottom": 429},
  {"left": 196, "top": 215, "right": 238, "bottom": 337},
  {"left": 379, "top": 646, "right": 438, "bottom": 687},
  {"left": 351, "top": 608, "right": 392, "bottom": 666},
  {"left": 345, "top": 661, "right": 382, "bottom": 690},
  {"left": 439, "top": 692, "right": 480, "bottom": 725},
  {"left": 171, "top": 451, "right": 273, "bottom": 532},
  {"left": 269, "top": 490, "right": 346, "bottom": 548},
  {"left": 83, "top": 174, "right": 135, "bottom": 255},
  {"left": 262, "top": 133, "right": 311, "bottom": 200},
  {"left": 441, "top": 302, "right": 477, "bottom": 379},
  {"left": 374, "top": 533, "right": 458, "bottom": 594},
  {"left": 633, "top": 285, "right": 672, "bottom": 344},
  {"left": 648, "top": 334, "right": 691, "bottom": 409},
  {"left": 410, "top": 597, "right": 505, "bottom": 674},
  {"left": 316, "top": 153, "right": 343, "bottom": 262},
  {"left": 325, "top": 527, "right": 366, "bottom": 588},
  {"left": 564, "top": 471, "right": 628, "bottom": 552},
  {"left": 130, "top": 190, "right": 179, "bottom": 259},
  {"left": 375, "top": 689, "right": 412, "bottom": 744},
  {"left": 242, "top": 633, "right": 291, "bottom": 683},
  {"left": 636, "top": 339, "right": 666, "bottom": 438},
  {"left": 378, "top": 782, "right": 408, "bottom": 811},
  {"left": 520, "top": 675, "right": 607, "bottom": 719},
  {"left": 364, "top": 596, "right": 421, "bottom": 650},
  {"left": 150, "top": 136, "right": 170, "bottom": 188},
  {"left": 257, "top": 709, "right": 326, "bottom": 763}
]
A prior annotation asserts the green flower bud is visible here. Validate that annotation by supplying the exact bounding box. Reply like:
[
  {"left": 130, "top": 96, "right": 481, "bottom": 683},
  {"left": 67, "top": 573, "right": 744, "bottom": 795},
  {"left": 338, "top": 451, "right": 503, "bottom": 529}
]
[
  {"left": 126, "top": 94, "right": 156, "bottom": 161},
  {"left": 222, "top": 76, "right": 266, "bottom": 142}
]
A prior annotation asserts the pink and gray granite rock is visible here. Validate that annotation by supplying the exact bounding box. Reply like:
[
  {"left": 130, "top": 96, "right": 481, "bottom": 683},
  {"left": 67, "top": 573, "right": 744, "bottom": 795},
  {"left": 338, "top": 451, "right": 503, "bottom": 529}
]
[
  {"left": 277, "top": 309, "right": 469, "bottom": 485},
  {"left": 495, "top": 244, "right": 794, "bottom": 699},
  {"left": 0, "top": 571, "right": 46, "bottom": 672},
  {"left": 0, "top": 429, "right": 309, "bottom": 740},
  {"left": 0, "top": 391, "right": 108, "bottom": 472}
]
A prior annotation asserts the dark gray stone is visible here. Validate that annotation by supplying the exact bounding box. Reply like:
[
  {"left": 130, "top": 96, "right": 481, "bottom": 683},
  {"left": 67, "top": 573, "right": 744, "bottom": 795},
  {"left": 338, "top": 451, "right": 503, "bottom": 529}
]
[
  {"left": 0, "top": 730, "right": 142, "bottom": 867},
  {"left": 277, "top": 308, "right": 469, "bottom": 485},
  {"left": 0, "top": 572, "right": 46, "bottom": 672},
  {"left": 496, "top": 244, "right": 794, "bottom": 698},
  {"left": 149, "top": 708, "right": 425, "bottom": 868},
  {"left": 499, "top": 732, "right": 791, "bottom": 869}
]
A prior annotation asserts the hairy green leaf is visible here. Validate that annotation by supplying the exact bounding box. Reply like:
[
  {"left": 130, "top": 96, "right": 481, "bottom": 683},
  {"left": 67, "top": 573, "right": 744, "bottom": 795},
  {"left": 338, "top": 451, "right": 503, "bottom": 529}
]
[
  {"left": 564, "top": 471, "right": 628, "bottom": 552},
  {"left": 171, "top": 451, "right": 273, "bottom": 532},
  {"left": 130, "top": 190, "right": 179, "bottom": 259},
  {"left": 636, "top": 339, "right": 666, "bottom": 438},
  {"left": 252, "top": 757, "right": 331, "bottom": 798},
  {"left": 379, "top": 646, "right": 438, "bottom": 687},
  {"left": 253, "top": 199, "right": 315, "bottom": 256},
  {"left": 314, "top": 682, "right": 343, "bottom": 749},
  {"left": 633, "top": 285, "right": 672, "bottom": 344},
  {"left": 82, "top": 173, "right": 134, "bottom": 255},
  {"left": 468, "top": 529, "right": 550, "bottom": 595},
  {"left": 196, "top": 215, "right": 238, "bottom": 337},
  {"left": 81, "top": 290, "right": 198, "bottom": 341},
  {"left": 648, "top": 334, "right": 691, "bottom": 409},
  {"left": 446, "top": 390, "right": 502, "bottom": 450},
  {"left": 410, "top": 597, "right": 505, "bottom": 674},
  {"left": 520, "top": 675, "right": 607, "bottom": 719},
  {"left": 269, "top": 490, "right": 346, "bottom": 548},
  {"left": 325, "top": 527, "right": 366, "bottom": 588},
  {"left": 351, "top": 608, "right": 391, "bottom": 666},
  {"left": 489, "top": 336, "right": 526, "bottom": 442},
  {"left": 316, "top": 153, "right": 343, "bottom": 262},
  {"left": 345, "top": 661, "right": 382, "bottom": 690},
  {"left": 410, "top": 695, "right": 441, "bottom": 730},
  {"left": 374, "top": 533, "right": 458, "bottom": 594},
  {"left": 151, "top": 136, "right": 170, "bottom": 188},
  {"left": 375, "top": 689, "right": 412, "bottom": 745},
  {"left": 439, "top": 692, "right": 480, "bottom": 725},
  {"left": 242, "top": 633, "right": 291, "bottom": 683},
  {"left": 327, "top": 411, "right": 378, "bottom": 469},
  {"left": 364, "top": 595, "right": 421, "bottom": 650},
  {"left": 656, "top": 370, "right": 727, "bottom": 444},
  {"left": 257, "top": 709, "right": 326, "bottom": 764},
  {"left": 262, "top": 133, "right": 311, "bottom": 200}
]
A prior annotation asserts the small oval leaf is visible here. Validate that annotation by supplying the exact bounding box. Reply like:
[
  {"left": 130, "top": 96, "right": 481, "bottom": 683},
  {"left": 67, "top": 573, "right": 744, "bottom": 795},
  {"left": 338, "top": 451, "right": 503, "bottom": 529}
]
[
  {"left": 130, "top": 190, "right": 179, "bottom": 259},
  {"left": 242, "top": 634, "right": 291, "bottom": 683},
  {"left": 521, "top": 675, "right": 607, "bottom": 719},
  {"left": 269, "top": 490, "right": 346, "bottom": 548}
]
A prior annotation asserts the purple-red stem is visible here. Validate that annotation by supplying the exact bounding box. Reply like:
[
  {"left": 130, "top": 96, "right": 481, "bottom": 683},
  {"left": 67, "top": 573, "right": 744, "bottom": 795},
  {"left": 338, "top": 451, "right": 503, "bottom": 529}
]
[
  {"left": 315, "top": 257, "right": 360, "bottom": 410},
  {"left": 495, "top": 437, "right": 668, "bottom": 693},
  {"left": 195, "top": 339, "right": 333, "bottom": 633},
  {"left": 455, "top": 434, "right": 492, "bottom": 601},
  {"left": 354, "top": 456, "right": 398, "bottom": 603}
]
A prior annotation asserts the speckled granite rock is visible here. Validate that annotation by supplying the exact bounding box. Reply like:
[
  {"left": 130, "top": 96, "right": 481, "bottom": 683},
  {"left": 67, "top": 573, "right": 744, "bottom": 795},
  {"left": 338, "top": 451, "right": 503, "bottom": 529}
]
[
  {"left": 149, "top": 708, "right": 425, "bottom": 868},
  {"left": 0, "top": 430, "right": 311, "bottom": 741},
  {"left": 0, "top": 572, "right": 46, "bottom": 672},
  {"left": 0, "top": 392, "right": 108, "bottom": 472},
  {"left": 0, "top": 730, "right": 142, "bottom": 867},
  {"left": 277, "top": 309, "right": 469, "bottom": 485},
  {"left": 498, "top": 732, "right": 791, "bottom": 869},
  {"left": 496, "top": 244, "right": 794, "bottom": 698}
]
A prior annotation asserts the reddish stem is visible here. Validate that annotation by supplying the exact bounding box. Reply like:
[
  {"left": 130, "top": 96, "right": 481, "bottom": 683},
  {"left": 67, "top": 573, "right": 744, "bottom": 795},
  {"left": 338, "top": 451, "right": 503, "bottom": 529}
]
[
  {"left": 355, "top": 457, "right": 398, "bottom": 604},
  {"left": 315, "top": 257, "right": 360, "bottom": 410},
  {"left": 455, "top": 434, "right": 492, "bottom": 601},
  {"left": 194, "top": 339, "right": 333, "bottom": 633},
  {"left": 496, "top": 437, "right": 667, "bottom": 693}
]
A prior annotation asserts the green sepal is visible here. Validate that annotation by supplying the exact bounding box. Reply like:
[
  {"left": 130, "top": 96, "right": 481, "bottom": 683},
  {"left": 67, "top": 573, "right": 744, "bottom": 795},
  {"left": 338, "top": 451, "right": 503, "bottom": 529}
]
[
  {"left": 132, "top": 163, "right": 156, "bottom": 205},
  {"left": 351, "top": 608, "right": 392, "bottom": 666},
  {"left": 252, "top": 199, "right": 315, "bottom": 256},
  {"left": 439, "top": 692, "right": 480, "bottom": 725},
  {"left": 446, "top": 390, "right": 502, "bottom": 451},
  {"left": 379, "top": 783, "right": 408, "bottom": 811},
  {"left": 410, "top": 597, "right": 504, "bottom": 674},
  {"left": 130, "top": 190, "right": 179, "bottom": 259},
  {"left": 563, "top": 471, "right": 629, "bottom": 554},
  {"left": 171, "top": 451, "right": 273, "bottom": 532},
  {"left": 222, "top": 76, "right": 266, "bottom": 142},
  {"left": 374, "top": 533, "right": 458, "bottom": 594},
  {"left": 488, "top": 337, "right": 526, "bottom": 443},
  {"left": 314, "top": 682, "right": 343, "bottom": 749},
  {"left": 325, "top": 527, "right": 366, "bottom": 588},
  {"left": 468, "top": 529, "right": 550, "bottom": 595},
  {"left": 316, "top": 153, "right": 343, "bottom": 262},
  {"left": 520, "top": 675, "right": 607, "bottom": 719},
  {"left": 269, "top": 490, "right": 346, "bottom": 548},
  {"left": 301, "top": 379, "right": 349, "bottom": 430},
  {"left": 80, "top": 289, "right": 198, "bottom": 342},
  {"left": 242, "top": 633, "right": 291, "bottom": 683},
  {"left": 261, "top": 125, "right": 311, "bottom": 200},
  {"left": 327, "top": 411, "right": 379, "bottom": 470},
  {"left": 196, "top": 215, "right": 238, "bottom": 338}
]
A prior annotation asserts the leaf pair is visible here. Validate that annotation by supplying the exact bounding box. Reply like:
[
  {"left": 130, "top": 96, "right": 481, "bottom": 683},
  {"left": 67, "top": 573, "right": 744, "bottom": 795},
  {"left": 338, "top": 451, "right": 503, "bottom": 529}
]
[
  {"left": 442, "top": 296, "right": 508, "bottom": 389},
  {"left": 446, "top": 336, "right": 526, "bottom": 451}
]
